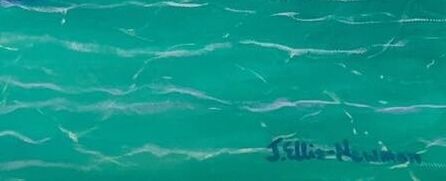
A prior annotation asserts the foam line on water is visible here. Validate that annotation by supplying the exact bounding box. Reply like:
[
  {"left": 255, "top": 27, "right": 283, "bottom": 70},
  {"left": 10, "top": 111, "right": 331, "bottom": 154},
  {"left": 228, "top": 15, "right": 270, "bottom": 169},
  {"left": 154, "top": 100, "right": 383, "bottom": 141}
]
[
  {"left": 124, "top": 144, "right": 268, "bottom": 161},
  {"left": 151, "top": 84, "right": 231, "bottom": 105},
  {"left": 0, "top": 160, "right": 91, "bottom": 171},
  {"left": 240, "top": 40, "right": 367, "bottom": 58},
  {"left": 0, "top": 131, "right": 50, "bottom": 145},
  {"left": 224, "top": 7, "right": 256, "bottom": 14},
  {"left": 0, "top": 0, "right": 209, "bottom": 15}
]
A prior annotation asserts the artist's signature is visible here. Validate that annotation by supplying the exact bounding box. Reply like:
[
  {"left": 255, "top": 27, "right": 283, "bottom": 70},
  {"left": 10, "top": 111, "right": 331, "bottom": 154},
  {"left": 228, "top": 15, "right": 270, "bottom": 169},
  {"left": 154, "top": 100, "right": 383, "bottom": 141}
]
[{"left": 266, "top": 138, "right": 421, "bottom": 164}]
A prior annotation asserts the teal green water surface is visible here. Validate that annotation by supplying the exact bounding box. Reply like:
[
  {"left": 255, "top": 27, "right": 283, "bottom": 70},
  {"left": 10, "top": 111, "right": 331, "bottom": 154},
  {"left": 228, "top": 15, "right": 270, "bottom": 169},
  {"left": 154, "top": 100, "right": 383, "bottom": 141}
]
[{"left": 1, "top": 0, "right": 446, "bottom": 180}]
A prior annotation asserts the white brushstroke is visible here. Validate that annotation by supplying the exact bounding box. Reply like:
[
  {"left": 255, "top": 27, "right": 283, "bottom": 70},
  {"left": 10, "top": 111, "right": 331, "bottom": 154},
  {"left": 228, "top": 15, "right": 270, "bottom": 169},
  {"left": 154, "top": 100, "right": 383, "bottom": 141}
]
[
  {"left": 398, "top": 18, "right": 446, "bottom": 23},
  {"left": 377, "top": 104, "right": 446, "bottom": 114},
  {"left": 152, "top": 85, "right": 231, "bottom": 105},
  {"left": 0, "top": 131, "right": 50, "bottom": 145},
  {"left": 426, "top": 59, "right": 436, "bottom": 69},
  {"left": 389, "top": 161, "right": 410, "bottom": 169},
  {"left": 272, "top": 132, "right": 297, "bottom": 140},
  {"left": 419, "top": 138, "right": 446, "bottom": 148},
  {"left": 125, "top": 144, "right": 267, "bottom": 161},
  {"left": 0, "top": 76, "right": 143, "bottom": 96},
  {"left": 240, "top": 40, "right": 366, "bottom": 58},
  {"left": 243, "top": 99, "right": 339, "bottom": 113},
  {"left": 74, "top": 145, "right": 125, "bottom": 166},
  {"left": 154, "top": 43, "right": 231, "bottom": 59},
  {"left": 0, "top": 99, "right": 192, "bottom": 117},
  {"left": 1, "top": 0, "right": 208, "bottom": 15},
  {"left": 235, "top": 64, "right": 268, "bottom": 84},
  {"left": 224, "top": 7, "right": 256, "bottom": 14},
  {"left": 0, "top": 160, "right": 89, "bottom": 171},
  {"left": 300, "top": 110, "right": 322, "bottom": 120},
  {"left": 58, "top": 126, "right": 79, "bottom": 143},
  {"left": 162, "top": 1, "right": 208, "bottom": 8},
  {"left": 409, "top": 171, "right": 420, "bottom": 181},
  {"left": 0, "top": 44, "right": 18, "bottom": 51}
]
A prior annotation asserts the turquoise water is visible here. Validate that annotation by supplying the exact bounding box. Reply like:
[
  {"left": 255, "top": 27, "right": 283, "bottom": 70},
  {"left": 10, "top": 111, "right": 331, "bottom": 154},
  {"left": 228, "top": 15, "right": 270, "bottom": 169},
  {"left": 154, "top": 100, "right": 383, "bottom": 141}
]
[{"left": 1, "top": 0, "right": 446, "bottom": 180}]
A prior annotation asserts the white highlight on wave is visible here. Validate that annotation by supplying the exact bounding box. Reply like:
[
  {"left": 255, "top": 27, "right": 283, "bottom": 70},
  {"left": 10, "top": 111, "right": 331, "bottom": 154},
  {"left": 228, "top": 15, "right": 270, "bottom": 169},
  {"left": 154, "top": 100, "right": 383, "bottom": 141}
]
[
  {"left": 300, "top": 110, "right": 322, "bottom": 121},
  {"left": 0, "top": 160, "right": 90, "bottom": 171},
  {"left": 0, "top": 99, "right": 193, "bottom": 117},
  {"left": 0, "top": 0, "right": 72, "bottom": 13},
  {"left": 153, "top": 43, "right": 231, "bottom": 59},
  {"left": 242, "top": 96, "right": 446, "bottom": 114},
  {"left": 240, "top": 40, "right": 366, "bottom": 58},
  {"left": 0, "top": 131, "right": 50, "bottom": 144},
  {"left": 272, "top": 11, "right": 446, "bottom": 25},
  {"left": 0, "top": 76, "right": 230, "bottom": 106},
  {"left": 242, "top": 98, "right": 339, "bottom": 113},
  {"left": 376, "top": 104, "right": 446, "bottom": 114},
  {"left": 0, "top": 33, "right": 230, "bottom": 59},
  {"left": 57, "top": 127, "right": 128, "bottom": 167},
  {"left": 419, "top": 138, "right": 446, "bottom": 149},
  {"left": 77, "top": 101, "right": 194, "bottom": 118},
  {"left": 235, "top": 64, "right": 268, "bottom": 84},
  {"left": 151, "top": 84, "right": 231, "bottom": 105},
  {"left": 0, "top": 44, "right": 18, "bottom": 51},
  {"left": 74, "top": 145, "right": 125, "bottom": 166},
  {"left": 0, "top": 0, "right": 208, "bottom": 14},
  {"left": 58, "top": 126, "right": 97, "bottom": 144},
  {"left": 125, "top": 144, "right": 267, "bottom": 161},
  {"left": 0, "top": 76, "right": 141, "bottom": 96},
  {"left": 224, "top": 7, "right": 256, "bottom": 14},
  {"left": 0, "top": 33, "right": 152, "bottom": 57}
]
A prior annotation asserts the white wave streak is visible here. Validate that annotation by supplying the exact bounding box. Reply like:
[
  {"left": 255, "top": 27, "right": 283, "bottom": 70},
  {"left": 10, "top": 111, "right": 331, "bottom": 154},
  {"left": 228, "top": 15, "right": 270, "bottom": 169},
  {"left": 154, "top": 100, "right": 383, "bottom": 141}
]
[
  {"left": 152, "top": 85, "right": 231, "bottom": 105},
  {"left": 125, "top": 144, "right": 267, "bottom": 161},
  {"left": 58, "top": 126, "right": 79, "bottom": 143},
  {"left": 272, "top": 12, "right": 446, "bottom": 25},
  {"left": 0, "top": 76, "right": 144, "bottom": 96},
  {"left": 0, "top": 33, "right": 154, "bottom": 58},
  {"left": 0, "top": 76, "right": 66, "bottom": 92},
  {"left": 77, "top": 101, "right": 194, "bottom": 116},
  {"left": 0, "top": 131, "right": 50, "bottom": 144},
  {"left": 240, "top": 40, "right": 366, "bottom": 58},
  {"left": 300, "top": 110, "right": 322, "bottom": 120},
  {"left": 243, "top": 99, "right": 339, "bottom": 113},
  {"left": 272, "top": 132, "right": 297, "bottom": 140},
  {"left": 272, "top": 12, "right": 324, "bottom": 22},
  {"left": 0, "top": 44, "right": 18, "bottom": 51},
  {"left": 376, "top": 104, "right": 446, "bottom": 114},
  {"left": 0, "top": 1, "right": 72, "bottom": 14},
  {"left": 78, "top": 1, "right": 208, "bottom": 9},
  {"left": 59, "top": 126, "right": 97, "bottom": 144},
  {"left": 1, "top": 34, "right": 231, "bottom": 59},
  {"left": 74, "top": 145, "right": 125, "bottom": 166},
  {"left": 336, "top": 18, "right": 384, "bottom": 25},
  {"left": 389, "top": 161, "right": 409, "bottom": 169},
  {"left": 410, "top": 171, "right": 420, "bottom": 181},
  {"left": 153, "top": 43, "right": 231, "bottom": 59},
  {"left": 0, "top": 99, "right": 193, "bottom": 116},
  {"left": 76, "top": 1, "right": 208, "bottom": 9},
  {"left": 419, "top": 138, "right": 446, "bottom": 148},
  {"left": 1, "top": 0, "right": 208, "bottom": 14},
  {"left": 162, "top": 1, "right": 208, "bottom": 8},
  {"left": 224, "top": 7, "right": 256, "bottom": 14},
  {"left": 0, "top": 160, "right": 90, "bottom": 171},
  {"left": 398, "top": 18, "right": 446, "bottom": 23},
  {"left": 343, "top": 101, "right": 375, "bottom": 109},
  {"left": 235, "top": 64, "right": 267, "bottom": 84}
]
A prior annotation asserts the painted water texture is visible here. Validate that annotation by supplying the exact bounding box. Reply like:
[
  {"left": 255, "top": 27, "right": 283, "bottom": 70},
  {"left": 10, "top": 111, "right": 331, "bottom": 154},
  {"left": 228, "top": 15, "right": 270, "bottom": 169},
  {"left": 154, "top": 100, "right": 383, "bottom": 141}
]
[{"left": 1, "top": 0, "right": 446, "bottom": 180}]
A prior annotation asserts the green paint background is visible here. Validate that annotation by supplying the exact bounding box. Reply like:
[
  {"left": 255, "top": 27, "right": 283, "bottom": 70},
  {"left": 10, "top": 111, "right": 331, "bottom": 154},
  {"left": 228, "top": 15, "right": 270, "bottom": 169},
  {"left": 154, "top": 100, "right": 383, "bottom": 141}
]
[{"left": 1, "top": 0, "right": 446, "bottom": 180}]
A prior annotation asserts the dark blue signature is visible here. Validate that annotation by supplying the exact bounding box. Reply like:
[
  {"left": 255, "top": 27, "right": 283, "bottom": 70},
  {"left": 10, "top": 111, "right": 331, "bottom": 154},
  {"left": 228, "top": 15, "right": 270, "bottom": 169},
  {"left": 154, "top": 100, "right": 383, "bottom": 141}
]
[{"left": 266, "top": 138, "right": 421, "bottom": 164}]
